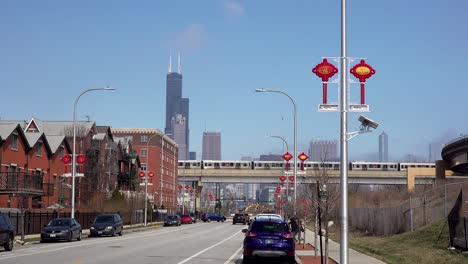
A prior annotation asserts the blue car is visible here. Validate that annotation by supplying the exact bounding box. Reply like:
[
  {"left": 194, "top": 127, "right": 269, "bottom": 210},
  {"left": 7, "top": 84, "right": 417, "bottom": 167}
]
[
  {"left": 242, "top": 217, "right": 295, "bottom": 264},
  {"left": 201, "top": 213, "right": 226, "bottom": 222}
]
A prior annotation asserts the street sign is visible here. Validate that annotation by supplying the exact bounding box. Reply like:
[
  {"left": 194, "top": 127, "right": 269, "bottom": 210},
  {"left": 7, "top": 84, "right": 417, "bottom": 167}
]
[
  {"left": 140, "top": 183, "right": 153, "bottom": 186},
  {"left": 283, "top": 171, "right": 306, "bottom": 175},
  {"left": 62, "top": 173, "right": 84, "bottom": 177}
]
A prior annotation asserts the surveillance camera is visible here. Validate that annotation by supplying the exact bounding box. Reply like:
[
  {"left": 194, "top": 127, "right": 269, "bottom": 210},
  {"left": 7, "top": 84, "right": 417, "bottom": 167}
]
[{"left": 358, "top": 115, "right": 379, "bottom": 129}]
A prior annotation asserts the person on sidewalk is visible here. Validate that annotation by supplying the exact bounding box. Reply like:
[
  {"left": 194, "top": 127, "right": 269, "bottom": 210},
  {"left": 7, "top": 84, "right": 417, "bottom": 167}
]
[{"left": 289, "top": 215, "right": 299, "bottom": 242}]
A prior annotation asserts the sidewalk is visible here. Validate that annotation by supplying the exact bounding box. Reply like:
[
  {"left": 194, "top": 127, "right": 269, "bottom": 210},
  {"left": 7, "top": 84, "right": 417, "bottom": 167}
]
[{"left": 295, "top": 228, "right": 386, "bottom": 264}]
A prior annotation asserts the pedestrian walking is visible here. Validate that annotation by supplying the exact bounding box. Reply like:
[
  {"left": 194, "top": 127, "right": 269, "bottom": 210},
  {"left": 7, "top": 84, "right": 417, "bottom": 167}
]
[{"left": 289, "top": 215, "right": 299, "bottom": 242}]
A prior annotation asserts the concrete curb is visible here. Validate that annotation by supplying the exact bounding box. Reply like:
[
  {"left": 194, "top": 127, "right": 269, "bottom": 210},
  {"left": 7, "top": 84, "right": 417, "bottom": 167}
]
[{"left": 295, "top": 254, "right": 303, "bottom": 264}]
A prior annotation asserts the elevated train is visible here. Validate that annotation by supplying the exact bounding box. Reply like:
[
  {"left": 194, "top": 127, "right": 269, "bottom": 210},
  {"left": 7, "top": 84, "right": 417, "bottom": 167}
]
[{"left": 178, "top": 160, "right": 436, "bottom": 172}]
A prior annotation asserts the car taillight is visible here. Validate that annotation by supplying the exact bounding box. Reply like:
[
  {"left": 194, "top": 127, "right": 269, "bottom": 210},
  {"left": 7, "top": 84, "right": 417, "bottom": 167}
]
[
  {"left": 282, "top": 232, "right": 293, "bottom": 238},
  {"left": 246, "top": 231, "right": 257, "bottom": 237}
]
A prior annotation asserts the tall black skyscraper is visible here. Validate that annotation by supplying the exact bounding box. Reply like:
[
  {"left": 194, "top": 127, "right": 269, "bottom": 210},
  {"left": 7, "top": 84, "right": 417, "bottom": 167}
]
[
  {"left": 379, "top": 132, "right": 388, "bottom": 162},
  {"left": 165, "top": 53, "right": 189, "bottom": 160}
]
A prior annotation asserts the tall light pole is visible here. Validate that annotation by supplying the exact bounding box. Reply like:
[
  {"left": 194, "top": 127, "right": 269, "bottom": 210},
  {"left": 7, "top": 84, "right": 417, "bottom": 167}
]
[
  {"left": 255, "top": 88, "right": 297, "bottom": 215},
  {"left": 144, "top": 133, "right": 159, "bottom": 226},
  {"left": 340, "top": 0, "right": 349, "bottom": 263},
  {"left": 71, "top": 87, "right": 115, "bottom": 219}
]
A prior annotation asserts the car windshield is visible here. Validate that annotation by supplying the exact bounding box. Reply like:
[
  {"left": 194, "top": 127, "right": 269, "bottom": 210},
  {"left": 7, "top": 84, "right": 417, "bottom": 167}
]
[
  {"left": 48, "top": 219, "right": 71, "bottom": 227},
  {"left": 166, "top": 215, "right": 178, "bottom": 220},
  {"left": 180, "top": 215, "right": 190, "bottom": 218},
  {"left": 252, "top": 221, "right": 288, "bottom": 233},
  {"left": 95, "top": 215, "right": 114, "bottom": 223}
]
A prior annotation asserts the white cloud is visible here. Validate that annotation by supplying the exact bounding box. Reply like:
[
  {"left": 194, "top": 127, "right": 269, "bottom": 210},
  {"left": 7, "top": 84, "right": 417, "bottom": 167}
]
[
  {"left": 171, "top": 24, "right": 204, "bottom": 52},
  {"left": 224, "top": 0, "right": 245, "bottom": 17}
]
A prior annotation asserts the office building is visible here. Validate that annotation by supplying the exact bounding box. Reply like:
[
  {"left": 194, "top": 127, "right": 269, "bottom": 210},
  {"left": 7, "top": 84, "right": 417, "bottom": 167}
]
[
  {"left": 202, "top": 132, "right": 222, "bottom": 160},
  {"left": 165, "top": 53, "right": 190, "bottom": 160},
  {"left": 189, "top": 151, "right": 196, "bottom": 160},
  {"left": 379, "top": 132, "right": 389, "bottom": 162},
  {"left": 171, "top": 114, "right": 187, "bottom": 160},
  {"left": 309, "top": 140, "right": 338, "bottom": 161}
]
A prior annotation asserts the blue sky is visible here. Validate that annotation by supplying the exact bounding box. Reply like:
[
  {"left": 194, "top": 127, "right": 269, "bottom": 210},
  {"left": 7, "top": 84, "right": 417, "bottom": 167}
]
[{"left": 1, "top": 0, "right": 468, "bottom": 161}]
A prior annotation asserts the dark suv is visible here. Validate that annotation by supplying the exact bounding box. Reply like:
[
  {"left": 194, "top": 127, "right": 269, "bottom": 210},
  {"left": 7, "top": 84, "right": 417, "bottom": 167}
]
[
  {"left": 0, "top": 213, "right": 14, "bottom": 251},
  {"left": 233, "top": 213, "right": 247, "bottom": 225},
  {"left": 90, "top": 214, "right": 123, "bottom": 237},
  {"left": 242, "top": 217, "right": 295, "bottom": 264}
]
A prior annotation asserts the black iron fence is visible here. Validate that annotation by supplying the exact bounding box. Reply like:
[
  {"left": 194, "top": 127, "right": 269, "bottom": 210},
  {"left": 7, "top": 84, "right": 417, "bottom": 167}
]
[
  {"left": 0, "top": 172, "right": 43, "bottom": 194},
  {"left": 5, "top": 210, "right": 167, "bottom": 236}
]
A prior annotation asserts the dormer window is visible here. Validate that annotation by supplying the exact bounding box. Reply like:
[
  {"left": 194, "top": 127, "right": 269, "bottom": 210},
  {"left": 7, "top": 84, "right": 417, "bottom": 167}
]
[
  {"left": 59, "top": 146, "right": 65, "bottom": 159},
  {"left": 36, "top": 141, "right": 43, "bottom": 156},
  {"left": 11, "top": 134, "right": 18, "bottom": 150}
]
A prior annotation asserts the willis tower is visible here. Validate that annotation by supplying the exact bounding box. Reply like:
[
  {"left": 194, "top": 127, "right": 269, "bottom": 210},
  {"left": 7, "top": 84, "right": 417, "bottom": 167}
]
[{"left": 165, "top": 52, "right": 189, "bottom": 160}]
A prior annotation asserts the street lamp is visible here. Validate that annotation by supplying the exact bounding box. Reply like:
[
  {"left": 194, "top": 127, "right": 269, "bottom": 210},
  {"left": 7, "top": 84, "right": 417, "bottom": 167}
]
[
  {"left": 255, "top": 88, "right": 298, "bottom": 215},
  {"left": 144, "top": 133, "right": 159, "bottom": 226},
  {"left": 268, "top": 135, "right": 289, "bottom": 153},
  {"left": 71, "top": 87, "right": 115, "bottom": 219}
]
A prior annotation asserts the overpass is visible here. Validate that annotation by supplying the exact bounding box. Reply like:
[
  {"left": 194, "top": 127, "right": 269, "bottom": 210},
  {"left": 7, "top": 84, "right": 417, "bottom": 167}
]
[
  {"left": 442, "top": 135, "right": 468, "bottom": 173},
  {"left": 178, "top": 169, "right": 436, "bottom": 185}
]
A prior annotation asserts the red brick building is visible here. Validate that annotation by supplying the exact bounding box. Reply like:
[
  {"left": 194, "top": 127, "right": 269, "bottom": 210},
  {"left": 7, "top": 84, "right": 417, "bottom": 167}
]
[{"left": 112, "top": 128, "right": 178, "bottom": 214}]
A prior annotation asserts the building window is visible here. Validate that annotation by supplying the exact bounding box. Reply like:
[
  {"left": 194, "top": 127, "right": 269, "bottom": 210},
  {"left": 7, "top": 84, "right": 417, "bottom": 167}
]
[
  {"left": 53, "top": 175, "right": 57, "bottom": 190},
  {"left": 11, "top": 134, "right": 18, "bottom": 150},
  {"left": 140, "top": 149, "right": 147, "bottom": 157},
  {"left": 36, "top": 141, "right": 43, "bottom": 156},
  {"left": 141, "top": 135, "right": 148, "bottom": 142},
  {"left": 59, "top": 146, "right": 65, "bottom": 159}
]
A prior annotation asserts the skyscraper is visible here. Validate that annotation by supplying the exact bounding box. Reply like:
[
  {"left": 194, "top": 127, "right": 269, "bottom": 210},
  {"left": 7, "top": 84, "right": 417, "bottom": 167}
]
[
  {"left": 309, "top": 140, "right": 338, "bottom": 161},
  {"left": 379, "top": 132, "right": 389, "bottom": 162},
  {"left": 165, "top": 53, "right": 189, "bottom": 159},
  {"left": 202, "top": 132, "right": 221, "bottom": 160}
]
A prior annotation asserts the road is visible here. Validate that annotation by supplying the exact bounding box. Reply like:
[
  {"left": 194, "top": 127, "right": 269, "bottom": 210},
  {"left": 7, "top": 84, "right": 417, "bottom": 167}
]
[{"left": 0, "top": 222, "right": 295, "bottom": 264}]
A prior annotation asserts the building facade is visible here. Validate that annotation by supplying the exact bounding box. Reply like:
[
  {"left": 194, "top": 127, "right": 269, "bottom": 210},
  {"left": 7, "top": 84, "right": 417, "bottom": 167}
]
[
  {"left": 165, "top": 54, "right": 190, "bottom": 160},
  {"left": 379, "top": 132, "right": 389, "bottom": 162},
  {"left": 112, "top": 128, "right": 178, "bottom": 213},
  {"left": 309, "top": 140, "right": 338, "bottom": 161},
  {"left": 202, "top": 132, "right": 221, "bottom": 160}
]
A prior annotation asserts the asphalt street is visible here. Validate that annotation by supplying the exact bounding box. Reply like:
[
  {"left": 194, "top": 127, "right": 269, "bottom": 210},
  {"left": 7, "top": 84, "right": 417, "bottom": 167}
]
[{"left": 0, "top": 222, "right": 295, "bottom": 264}]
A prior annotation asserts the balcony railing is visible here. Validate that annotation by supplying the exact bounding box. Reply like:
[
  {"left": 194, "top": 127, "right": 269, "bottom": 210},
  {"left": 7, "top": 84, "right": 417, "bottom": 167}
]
[{"left": 0, "top": 172, "right": 44, "bottom": 195}]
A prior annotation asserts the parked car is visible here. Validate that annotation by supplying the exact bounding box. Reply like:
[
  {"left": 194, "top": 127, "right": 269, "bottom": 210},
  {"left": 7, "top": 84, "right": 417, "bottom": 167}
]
[
  {"left": 242, "top": 217, "right": 295, "bottom": 264},
  {"left": 180, "top": 214, "right": 193, "bottom": 224},
  {"left": 40, "top": 218, "right": 82, "bottom": 243},
  {"left": 164, "top": 215, "right": 181, "bottom": 226},
  {"left": 0, "top": 213, "right": 15, "bottom": 251},
  {"left": 233, "top": 213, "right": 247, "bottom": 225},
  {"left": 89, "top": 214, "right": 123, "bottom": 237},
  {"left": 189, "top": 212, "right": 197, "bottom": 223},
  {"left": 201, "top": 213, "right": 226, "bottom": 222}
]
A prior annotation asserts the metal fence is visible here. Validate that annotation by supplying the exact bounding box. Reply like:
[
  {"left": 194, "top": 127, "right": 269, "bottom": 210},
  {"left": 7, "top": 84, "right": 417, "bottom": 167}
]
[
  {"left": 4, "top": 210, "right": 167, "bottom": 237},
  {"left": 349, "top": 181, "right": 468, "bottom": 236}
]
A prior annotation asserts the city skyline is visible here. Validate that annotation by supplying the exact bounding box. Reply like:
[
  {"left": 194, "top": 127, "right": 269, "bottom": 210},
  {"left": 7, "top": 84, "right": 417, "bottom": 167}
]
[{"left": 1, "top": 1, "right": 468, "bottom": 162}]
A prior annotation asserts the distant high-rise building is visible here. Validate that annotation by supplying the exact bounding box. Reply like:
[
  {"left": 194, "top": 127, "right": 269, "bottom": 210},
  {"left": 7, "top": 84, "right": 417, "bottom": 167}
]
[
  {"left": 309, "top": 140, "right": 338, "bottom": 161},
  {"left": 379, "top": 132, "right": 388, "bottom": 162},
  {"left": 241, "top": 156, "right": 253, "bottom": 161},
  {"left": 172, "top": 114, "right": 187, "bottom": 160},
  {"left": 259, "top": 154, "right": 282, "bottom": 161},
  {"left": 165, "top": 53, "right": 190, "bottom": 160},
  {"left": 189, "top": 151, "right": 196, "bottom": 160},
  {"left": 428, "top": 141, "right": 443, "bottom": 162},
  {"left": 202, "top": 132, "right": 221, "bottom": 160}
]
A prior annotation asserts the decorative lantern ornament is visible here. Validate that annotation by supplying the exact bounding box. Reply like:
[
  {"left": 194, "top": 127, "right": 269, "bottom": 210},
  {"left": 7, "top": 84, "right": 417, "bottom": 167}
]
[
  {"left": 76, "top": 154, "right": 87, "bottom": 173},
  {"left": 312, "top": 58, "right": 339, "bottom": 104},
  {"left": 350, "top": 59, "right": 376, "bottom": 105},
  {"left": 297, "top": 152, "right": 309, "bottom": 171},
  {"left": 61, "top": 155, "right": 72, "bottom": 173},
  {"left": 289, "top": 176, "right": 295, "bottom": 182},
  {"left": 279, "top": 175, "right": 286, "bottom": 182},
  {"left": 282, "top": 152, "right": 293, "bottom": 171},
  {"left": 190, "top": 190, "right": 194, "bottom": 194},
  {"left": 178, "top": 185, "right": 183, "bottom": 190},
  {"left": 138, "top": 171, "right": 145, "bottom": 177},
  {"left": 185, "top": 185, "right": 190, "bottom": 190},
  {"left": 195, "top": 189, "right": 200, "bottom": 194},
  {"left": 148, "top": 171, "right": 155, "bottom": 177}
]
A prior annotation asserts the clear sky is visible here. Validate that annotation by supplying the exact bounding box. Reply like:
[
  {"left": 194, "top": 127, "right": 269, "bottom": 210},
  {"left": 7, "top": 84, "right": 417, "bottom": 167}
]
[{"left": 2, "top": 0, "right": 468, "bottom": 161}]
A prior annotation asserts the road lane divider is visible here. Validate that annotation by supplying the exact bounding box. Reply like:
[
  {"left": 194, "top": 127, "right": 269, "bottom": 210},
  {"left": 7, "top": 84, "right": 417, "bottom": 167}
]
[{"left": 177, "top": 230, "right": 241, "bottom": 264}]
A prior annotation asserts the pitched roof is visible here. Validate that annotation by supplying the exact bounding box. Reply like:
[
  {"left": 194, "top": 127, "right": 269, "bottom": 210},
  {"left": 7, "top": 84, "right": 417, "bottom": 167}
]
[
  {"left": 33, "top": 119, "right": 96, "bottom": 137},
  {"left": 0, "top": 121, "right": 30, "bottom": 148},
  {"left": 47, "top": 135, "right": 70, "bottom": 153}
]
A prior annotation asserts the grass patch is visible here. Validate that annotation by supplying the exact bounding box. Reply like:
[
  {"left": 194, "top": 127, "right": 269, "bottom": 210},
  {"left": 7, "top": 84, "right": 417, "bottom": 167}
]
[{"left": 327, "top": 220, "right": 468, "bottom": 264}]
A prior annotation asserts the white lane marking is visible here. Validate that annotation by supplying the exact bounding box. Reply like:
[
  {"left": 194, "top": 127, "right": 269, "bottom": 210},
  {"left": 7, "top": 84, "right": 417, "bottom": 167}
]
[
  {"left": 177, "top": 230, "right": 241, "bottom": 264},
  {"left": 0, "top": 225, "right": 199, "bottom": 260},
  {"left": 224, "top": 245, "right": 243, "bottom": 264}
]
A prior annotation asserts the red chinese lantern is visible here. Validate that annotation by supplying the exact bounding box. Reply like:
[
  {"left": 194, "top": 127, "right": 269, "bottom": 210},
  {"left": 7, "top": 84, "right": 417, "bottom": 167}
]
[
  {"left": 289, "top": 176, "right": 295, "bottom": 182},
  {"left": 312, "top": 58, "right": 339, "bottom": 104},
  {"left": 279, "top": 175, "right": 286, "bottom": 182},
  {"left": 76, "top": 154, "right": 86, "bottom": 164},
  {"left": 138, "top": 171, "right": 145, "bottom": 177},
  {"left": 61, "top": 155, "right": 71, "bottom": 164},
  {"left": 190, "top": 190, "right": 194, "bottom": 194},
  {"left": 298, "top": 152, "right": 309, "bottom": 171},
  {"left": 282, "top": 152, "right": 293, "bottom": 171},
  {"left": 195, "top": 189, "right": 200, "bottom": 194},
  {"left": 185, "top": 185, "right": 190, "bottom": 190},
  {"left": 350, "top": 59, "right": 375, "bottom": 105},
  {"left": 178, "top": 185, "right": 183, "bottom": 190},
  {"left": 148, "top": 171, "right": 155, "bottom": 177}
]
